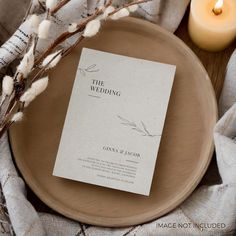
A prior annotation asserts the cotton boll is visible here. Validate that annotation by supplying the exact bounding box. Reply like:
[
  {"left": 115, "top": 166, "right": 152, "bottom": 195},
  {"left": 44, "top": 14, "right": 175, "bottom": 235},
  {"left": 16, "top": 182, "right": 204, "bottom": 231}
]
[
  {"left": 31, "top": 77, "right": 49, "bottom": 96},
  {"left": 68, "top": 23, "right": 77, "bottom": 33},
  {"left": 110, "top": 8, "right": 130, "bottom": 20},
  {"left": 128, "top": 5, "right": 138, "bottom": 12},
  {"left": 2, "top": 76, "right": 14, "bottom": 96},
  {"left": 42, "top": 51, "right": 62, "bottom": 68},
  {"left": 83, "top": 20, "right": 101, "bottom": 37},
  {"left": 102, "top": 6, "right": 115, "bottom": 19},
  {"left": 20, "top": 89, "right": 36, "bottom": 106},
  {"left": 38, "top": 20, "right": 51, "bottom": 39},
  {"left": 28, "top": 14, "right": 40, "bottom": 32},
  {"left": 20, "top": 77, "right": 49, "bottom": 106},
  {"left": 25, "top": 43, "right": 35, "bottom": 72},
  {"left": 17, "top": 43, "right": 35, "bottom": 78},
  {"left": 17, "top": 59, "right": 28, "bottom": 78},
  {"left": 46, "top": 0, "right": 58, "bottom": 9},
  {"left": 117, "top": 8, "right": 130, "bottom": 17},
  {"left": 11, "top": 112, "right": 24, "bottom": 122}
]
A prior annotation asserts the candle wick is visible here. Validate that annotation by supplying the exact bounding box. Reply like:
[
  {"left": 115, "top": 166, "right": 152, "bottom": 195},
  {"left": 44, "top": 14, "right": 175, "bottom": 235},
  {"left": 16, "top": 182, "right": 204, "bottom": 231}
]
[{"left": 212, "top": 7, "right": 222, "bottom": 15}]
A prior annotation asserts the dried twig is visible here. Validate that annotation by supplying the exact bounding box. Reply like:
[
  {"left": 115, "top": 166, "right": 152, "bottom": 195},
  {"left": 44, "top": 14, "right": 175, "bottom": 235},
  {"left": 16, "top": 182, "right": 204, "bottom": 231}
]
[
  {"left": 117, "top": 115, "right": 159, "bottom": 137},
  {"left": 0, "top": 0, "right": 152, "bottom": 140},
  {"left": 36, "top": 0, "right": 151, "bottom": 64}
]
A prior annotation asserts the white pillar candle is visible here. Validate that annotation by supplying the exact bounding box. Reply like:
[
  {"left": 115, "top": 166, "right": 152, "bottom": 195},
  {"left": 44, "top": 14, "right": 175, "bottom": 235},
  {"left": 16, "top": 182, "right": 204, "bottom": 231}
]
[{"left": 188, "top": 0, "right": 236, "bottom": 52}]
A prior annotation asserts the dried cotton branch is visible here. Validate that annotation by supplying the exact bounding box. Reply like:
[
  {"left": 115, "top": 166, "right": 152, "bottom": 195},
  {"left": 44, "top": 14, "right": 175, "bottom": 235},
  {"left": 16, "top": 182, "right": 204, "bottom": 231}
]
[
  {"left": 38, "top": 19, "right": 51, "bottom": 39},
  {"left": 31, "top": 77, "right": 49, "bottom": 95},
  {"left": 11, "top": 112, "right": 24, "bottom": 122},
  {"left": 110, "top": 8, "right": 130, "bottom": 20},
  {"left": 28, "top": 14, "right": 40, "bottom": 32},
  {"left": 20, "top": 76, "right": 49, "bottom": 106},
  {"left": 128, "top": 5, "right": 138, "bottom": 12},
  {"left": 2, "top": 76, "right": 14, "bottom": 96},
  {"left": 20, "top": 90, "right": 36, "bottom": 106},
  {"left": 102, "top": 6, "right": 115, "bottom": 19},
  {"left": 34, "top": 0, "right": 115, "bottom": 64},
  {"left": 0, "top": 75, "right": 14, "bottom": 106},
  {"left": 17, "top": 43, "right": 35, "bottom": 78},
  {"left": 42, "top": 50, "right": 62, "bottom": 68},
  {"left": 0, "top": 0, "right": 151, "bottom": 142},
  {"left": 83, "top": 19, "right": 101, "bottom": 37},
  {"left": 68, "top": 23, "right": 77, "bottom": 33},
  {"left": 46, "top": 0, "right": 58, "bottom": 10}
]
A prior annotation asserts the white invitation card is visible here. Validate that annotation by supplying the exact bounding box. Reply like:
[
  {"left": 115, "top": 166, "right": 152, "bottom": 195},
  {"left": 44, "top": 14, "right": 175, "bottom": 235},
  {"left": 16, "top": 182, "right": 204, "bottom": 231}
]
[{"left": 53, "top": 48, "right": 176, "bottom": 196}]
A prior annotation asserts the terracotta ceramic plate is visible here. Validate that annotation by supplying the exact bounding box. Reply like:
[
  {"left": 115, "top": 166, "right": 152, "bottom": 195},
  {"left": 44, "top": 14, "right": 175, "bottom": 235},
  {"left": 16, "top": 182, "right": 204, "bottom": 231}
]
[{"left": 9, "top": 17, "right": 217, "bottom": 227}]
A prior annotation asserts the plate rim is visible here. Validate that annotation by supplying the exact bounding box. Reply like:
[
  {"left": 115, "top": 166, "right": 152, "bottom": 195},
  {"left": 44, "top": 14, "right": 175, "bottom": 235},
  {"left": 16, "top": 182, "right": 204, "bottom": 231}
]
[{"left": 9, "top": 16, "right": 218, "bottom": 227}]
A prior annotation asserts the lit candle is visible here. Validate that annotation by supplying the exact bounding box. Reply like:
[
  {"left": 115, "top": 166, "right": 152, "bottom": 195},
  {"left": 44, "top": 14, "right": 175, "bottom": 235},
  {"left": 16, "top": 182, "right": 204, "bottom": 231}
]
[{"left": 188, "top": 0, "right": 236, "bottom": 52}]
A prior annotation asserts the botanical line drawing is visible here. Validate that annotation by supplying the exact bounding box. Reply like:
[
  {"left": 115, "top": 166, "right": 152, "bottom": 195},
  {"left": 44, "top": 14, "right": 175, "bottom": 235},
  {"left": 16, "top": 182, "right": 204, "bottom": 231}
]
[
  {"left": 117, "top": 115, "right": 160, "bottom": 137},
  {"left": 79, "top": 64, "right": 99, "bottom": 76}
]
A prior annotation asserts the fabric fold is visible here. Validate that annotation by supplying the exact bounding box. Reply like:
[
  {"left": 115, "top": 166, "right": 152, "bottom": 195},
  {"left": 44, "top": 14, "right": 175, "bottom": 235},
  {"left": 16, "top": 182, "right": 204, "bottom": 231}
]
[{"left": 0, "top": 134, "right": 45, "bottom": 236}]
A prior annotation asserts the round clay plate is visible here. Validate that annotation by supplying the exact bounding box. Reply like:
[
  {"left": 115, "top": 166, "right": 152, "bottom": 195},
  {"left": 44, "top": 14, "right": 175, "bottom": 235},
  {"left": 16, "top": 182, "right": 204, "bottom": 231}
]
[{"left": 9, "top": 17, "right": 217, "bottom": 227}]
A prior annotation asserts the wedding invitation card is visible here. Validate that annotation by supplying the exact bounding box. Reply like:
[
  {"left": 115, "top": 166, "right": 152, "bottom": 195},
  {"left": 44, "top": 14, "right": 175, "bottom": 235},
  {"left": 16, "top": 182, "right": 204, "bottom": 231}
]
[{"left": 53, "top": 48, "right": 176, "bottom": 196}]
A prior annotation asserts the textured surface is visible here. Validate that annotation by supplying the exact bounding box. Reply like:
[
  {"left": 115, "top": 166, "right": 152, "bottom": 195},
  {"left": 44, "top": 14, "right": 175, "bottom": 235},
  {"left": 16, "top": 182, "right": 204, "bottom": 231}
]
[{"left": 9, "top": 17, "right": 217, "bottom": 226}]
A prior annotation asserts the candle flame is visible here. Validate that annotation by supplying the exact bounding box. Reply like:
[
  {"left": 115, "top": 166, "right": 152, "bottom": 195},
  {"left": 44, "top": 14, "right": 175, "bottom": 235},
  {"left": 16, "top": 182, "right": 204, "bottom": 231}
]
[
  {"left": 214, "top": 0, "right": 224, "bottom": 9},
  {"left": 213, "top": 0, "right": 224, "bottom": 15}
]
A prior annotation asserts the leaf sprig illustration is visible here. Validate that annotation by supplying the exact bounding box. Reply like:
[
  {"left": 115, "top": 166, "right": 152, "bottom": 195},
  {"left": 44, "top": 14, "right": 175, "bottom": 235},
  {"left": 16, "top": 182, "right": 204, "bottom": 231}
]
[
  {"left": 79, "top": 64, "right": 99, "bottom": 76},
  {"left": 117, "top": 115, "right": 159, "bottom": 137}
]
